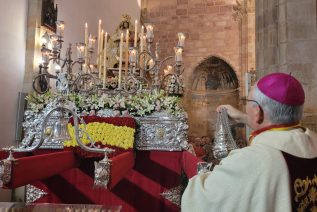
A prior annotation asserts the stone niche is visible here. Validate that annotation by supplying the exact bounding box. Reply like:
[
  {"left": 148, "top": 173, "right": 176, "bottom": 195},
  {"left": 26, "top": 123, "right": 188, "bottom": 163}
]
[{"left": 186, "top": 56, "right": 239, "bottom": 141}]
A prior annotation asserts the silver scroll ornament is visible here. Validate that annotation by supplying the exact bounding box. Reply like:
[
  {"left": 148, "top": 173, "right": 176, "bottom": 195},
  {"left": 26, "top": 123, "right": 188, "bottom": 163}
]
[
  {"left": 94, "top": 153, "right": 112, "bottom": 188},
  {"left": 26, "top": 184, "right": 48, "bottom": 203},
  {"left": 212, "top": 108, "right": 238, "bottom": 160},
  {"left": 160, "top": 185, "right": 183, "bottom": 207},
  {"left": 21, "top": 97, "right": 77, "bottom": 150}
]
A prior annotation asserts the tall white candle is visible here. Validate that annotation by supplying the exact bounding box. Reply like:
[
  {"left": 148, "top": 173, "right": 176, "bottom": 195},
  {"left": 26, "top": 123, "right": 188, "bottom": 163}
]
[
  {"left": 126, "top": 30, "right": 130, "bottom": 47},
  {"left": 84, "top": 23, "right": 88, "bottom": 73},
  {"left": 125, "top": 30, "right": 130, "bottom": 80},
  {"left": 118, "top": 33, "right": 124, "bottom": 89},
  {"left": 84, "top": 23, "right": 88, "bottom": 48},
  {"left": 97, "top": 19, "right": 102, "bottom": 68},
  {"left": 134, "top": 20, "right": 138, "bottom": 47},
  {"left": 103, "top": 32, "right": 108, "bottom": 88},
  {"left": 140, "top": 26, "right": 144, "bottom": 53},
  {"left": 99, "top": 30, "right": 104, "bottom": 79}
]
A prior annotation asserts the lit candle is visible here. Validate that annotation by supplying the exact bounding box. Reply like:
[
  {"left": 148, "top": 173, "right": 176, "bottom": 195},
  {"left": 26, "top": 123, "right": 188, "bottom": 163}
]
[
  {"left": 76, "top": 43, "right": 85, "bottom": 60},
  {"left": 164, "top": 69, "right": 168, "bottom": 75},
  {"left": 146, "top": 24, "right": 154, "bottom": 42},
  {"left": 56, "top": 21, "right": 65, "bottom": 37},
  {"left": 148, "top": 59, "right": 154, "bottom": 69},
  {"left": 139, "top": 26, "right": 145, "bottom": 77},
  {"left": 84, "top": 23, "right": 88, "bottom": 46},
  {"left": 50, "top": 34, "right": 59, "bottom": 52},
  {"left": 84, "top": 23, "right": 88, "bottom": 73},
  {"left": 125, "top": 30, "right": 129, "bottom": 81},
  {"left": 134, "top": 20, "right": 138, "bottom": 47},
  {"left": 103, "top": 32, "right": 108, "bottom": 88},
  {"left": 140, "top": 26, "right": 144, "bottom": 53},
  {"left": 167, "top": 65, "right": 173, "bottom": 72},
  {"left": 118, "top": 33, "right": 124, "bottom": 89},
  {"left": 55, "top": 64, "right": 61, "bottom": 71},
  {"left": 97, "top": 19, "right": 102, "bottom": 68},
  {"left": 155, "top": 42, "right": 159, "bottom": 59},
  {"left": 129, "top": 49, "right": 137, "bottom": 64},
  {"left": 174, "top": 47, "right": 183, "bottom": 63},
  {"left": 178, "top": 32, "right": 186, "bottom": 48},
  {"left": 90, "top": 64, "right": 94, "bottom": 72},
  {"left": 41, "top": 32, "right": 50, "bottom": 48},
  {"left": 129, "top": 48, "right": 137, "bottom": 75},
  {"left": 41, "top": 48, "right": 51, "bottom": 64},
  {"left": 83, "top": 64, "right": 86, "bottom": 72},
  {"left": 88, "top": 34, "right": 96, "bottom": 50},
  {"left": 99, "top": 29, "right": 104, "bottom": 79}
]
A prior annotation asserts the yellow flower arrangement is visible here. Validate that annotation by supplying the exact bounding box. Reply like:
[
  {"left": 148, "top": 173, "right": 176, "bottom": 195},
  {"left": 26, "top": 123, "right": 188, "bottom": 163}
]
[{"left": 64, "top": 122, "right": 135, "bottom": 149}]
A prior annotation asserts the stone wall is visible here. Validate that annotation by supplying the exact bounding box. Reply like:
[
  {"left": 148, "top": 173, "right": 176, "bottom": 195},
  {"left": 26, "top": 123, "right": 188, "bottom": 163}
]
[
  {"left": 0, "top": 0, "right": 28, "bottom": 202},
  {"left": 142, "top": 0, "right": 255, "bottom": 139},
  {"left": 142, "top": 0, "right": 241, "bottom": 88},
  {"left": 256, "top": 0, "right": 317, "bottom": 128}
]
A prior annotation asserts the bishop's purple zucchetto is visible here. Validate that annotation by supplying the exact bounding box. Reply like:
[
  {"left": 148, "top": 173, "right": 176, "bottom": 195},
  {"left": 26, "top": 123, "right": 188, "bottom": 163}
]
[{"left": 257, "top": 73, "right": 305, "bottom": 106}]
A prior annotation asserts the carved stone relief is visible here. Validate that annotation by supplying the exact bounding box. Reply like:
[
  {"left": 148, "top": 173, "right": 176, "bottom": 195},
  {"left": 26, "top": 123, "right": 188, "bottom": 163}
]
[{"left": 187, "top": 56, "right": 239, "bottom": 152}]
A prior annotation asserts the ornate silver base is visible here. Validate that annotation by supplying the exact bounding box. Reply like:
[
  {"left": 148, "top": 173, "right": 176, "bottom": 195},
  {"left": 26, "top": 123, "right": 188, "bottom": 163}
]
[
  {"left": 94, "top": 155, "right": 112, "bottom": 188},
  {"left": 135, "top": 111, "right": 188, "bottom": 151}
]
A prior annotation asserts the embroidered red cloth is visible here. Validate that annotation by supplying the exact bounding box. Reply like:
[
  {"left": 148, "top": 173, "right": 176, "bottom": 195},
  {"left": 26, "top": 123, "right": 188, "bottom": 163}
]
[{"left": 69, "top": 116, "right": 136, "bottom": 128}]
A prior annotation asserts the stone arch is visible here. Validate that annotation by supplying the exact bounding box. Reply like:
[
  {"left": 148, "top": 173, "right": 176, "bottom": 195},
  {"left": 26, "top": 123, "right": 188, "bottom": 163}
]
[
  {"left": 191, "top": 56, "right": 239, "bottom": 92},
  {"left": 186, "top": 55, "right": 240, "bottom": 147},
  {"left": 203, "top": 54, "right": 238, "bottom": 76}
]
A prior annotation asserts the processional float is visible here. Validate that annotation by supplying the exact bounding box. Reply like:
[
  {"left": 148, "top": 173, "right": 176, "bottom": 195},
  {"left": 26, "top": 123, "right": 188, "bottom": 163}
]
[{"left": 0, "top": 14, "right": 189, "bottom": 191}]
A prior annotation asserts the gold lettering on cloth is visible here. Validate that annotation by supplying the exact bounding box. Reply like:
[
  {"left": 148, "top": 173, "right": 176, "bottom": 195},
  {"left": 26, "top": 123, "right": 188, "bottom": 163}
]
[{"left": 294, "top": 175, "right": 317, "bottom": 212}]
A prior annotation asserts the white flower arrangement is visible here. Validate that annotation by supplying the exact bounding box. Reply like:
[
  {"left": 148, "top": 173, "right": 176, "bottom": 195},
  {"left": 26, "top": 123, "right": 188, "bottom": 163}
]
[{"left": 25, "top": 90, "right": 185, "bottom": 117}]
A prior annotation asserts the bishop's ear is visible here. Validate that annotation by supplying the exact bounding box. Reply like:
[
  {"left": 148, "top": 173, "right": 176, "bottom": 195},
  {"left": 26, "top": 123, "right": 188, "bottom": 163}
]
[{"left": 255, "top": 105, "right": 264, "bottom": 124}]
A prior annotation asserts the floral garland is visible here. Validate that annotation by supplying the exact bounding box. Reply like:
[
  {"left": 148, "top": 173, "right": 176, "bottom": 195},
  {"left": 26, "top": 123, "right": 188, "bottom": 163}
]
[
  {"left": 64, "top": 122, "right": 135, "bottom": 149},
  {"left": 25, "top": 90, "right": 184, "bottom": 117}
]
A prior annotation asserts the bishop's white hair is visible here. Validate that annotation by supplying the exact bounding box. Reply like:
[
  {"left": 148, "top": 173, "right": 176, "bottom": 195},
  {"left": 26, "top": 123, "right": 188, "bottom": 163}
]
[{"left": 252, "top": 86, "right": 304, "bottom": 124}]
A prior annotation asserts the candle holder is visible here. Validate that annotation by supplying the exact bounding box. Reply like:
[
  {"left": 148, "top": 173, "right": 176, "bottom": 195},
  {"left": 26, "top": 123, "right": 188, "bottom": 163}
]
[
  {"left": 33, "top": 16, "right": 186, "bottom": 98},
  {"left": 117, "top": 25, "right": 186, "bottom": 95},
  {"left": 33, "top": 20, "right": 99, "bottom": 95}
]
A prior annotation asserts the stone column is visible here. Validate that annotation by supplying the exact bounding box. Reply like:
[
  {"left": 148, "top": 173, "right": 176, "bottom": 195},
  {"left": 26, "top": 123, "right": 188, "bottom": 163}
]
[
  {"left": 256, "top": 0, "right": 317, "bottom": 127},
  {"left": 233, "top": 0, "right": 256, "bottom": 97}
]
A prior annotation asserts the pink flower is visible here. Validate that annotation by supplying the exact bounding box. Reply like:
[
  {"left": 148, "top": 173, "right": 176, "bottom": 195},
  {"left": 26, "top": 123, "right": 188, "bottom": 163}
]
[
  {"left": 122, "top": 110, "right": 129, "bottom": 116},
  {"left": 89, "top": 110, "right": 96, "bottom": 116},
  {"left": 113, "top": 110, "right": 121, "bottom": 116}
]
